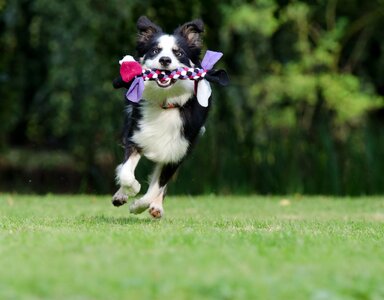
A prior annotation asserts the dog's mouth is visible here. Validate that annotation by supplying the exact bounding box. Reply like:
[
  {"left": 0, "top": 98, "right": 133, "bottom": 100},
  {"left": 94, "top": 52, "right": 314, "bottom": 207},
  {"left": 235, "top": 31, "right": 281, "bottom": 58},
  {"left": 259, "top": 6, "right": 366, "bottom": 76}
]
[{"left": 156, "top": 78, "right": 176, "bottom": 88}]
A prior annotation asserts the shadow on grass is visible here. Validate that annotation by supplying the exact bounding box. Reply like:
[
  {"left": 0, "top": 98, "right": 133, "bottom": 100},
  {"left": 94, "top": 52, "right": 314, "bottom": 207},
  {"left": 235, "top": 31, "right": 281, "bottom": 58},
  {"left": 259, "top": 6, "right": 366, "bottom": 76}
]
[{"left": 79, "top": 215, "right": 154, "bottom": 225}]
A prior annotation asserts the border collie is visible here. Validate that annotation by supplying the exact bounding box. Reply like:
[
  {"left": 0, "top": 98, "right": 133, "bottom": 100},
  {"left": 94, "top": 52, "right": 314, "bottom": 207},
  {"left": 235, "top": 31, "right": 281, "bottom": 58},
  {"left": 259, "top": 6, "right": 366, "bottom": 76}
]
[{"left": 112, "top": 16, "right": 215, "bottom": 218}]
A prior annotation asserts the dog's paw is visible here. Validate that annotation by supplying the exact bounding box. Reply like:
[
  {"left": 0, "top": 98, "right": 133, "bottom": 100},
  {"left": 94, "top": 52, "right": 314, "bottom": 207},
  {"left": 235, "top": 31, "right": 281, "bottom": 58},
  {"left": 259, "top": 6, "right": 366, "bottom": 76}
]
[
  {"left": 129, "top": 198, "right": 151, "bottom": 214},
  {"left": 149, "top": 204, "right": 163, "bottom": 219},
  {"left": 112, "top": 189, "right": 128, "bottom": 207},
  {"left": 121, "top": 178, "right": 141, "bottom": 197}
]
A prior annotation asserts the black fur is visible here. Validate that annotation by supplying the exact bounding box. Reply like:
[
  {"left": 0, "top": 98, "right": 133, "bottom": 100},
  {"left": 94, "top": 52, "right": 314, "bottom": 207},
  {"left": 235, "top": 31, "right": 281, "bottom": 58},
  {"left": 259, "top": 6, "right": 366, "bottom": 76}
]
[
  {"left": 136, "top": 16, "right": 163, "bottom": 56},
  {"left": 174, "top": 19, "right": 204, "bottom": 65},
  {"left": 122, "top": 103, "right": 142, "bottom": 160},
  {"left": 179, "top": 96, "right": 210, "bottom": 145}
]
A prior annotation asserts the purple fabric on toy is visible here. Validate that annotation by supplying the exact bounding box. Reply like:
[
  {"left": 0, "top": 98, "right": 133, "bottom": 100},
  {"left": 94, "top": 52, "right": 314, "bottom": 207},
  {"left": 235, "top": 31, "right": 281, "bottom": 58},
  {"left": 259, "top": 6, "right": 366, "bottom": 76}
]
[
  {"left": 126, "top": 77, "right": 144, "bottom": 103},
  {"left": 201, "top": 51, "right": 223, "bottom": 70}
]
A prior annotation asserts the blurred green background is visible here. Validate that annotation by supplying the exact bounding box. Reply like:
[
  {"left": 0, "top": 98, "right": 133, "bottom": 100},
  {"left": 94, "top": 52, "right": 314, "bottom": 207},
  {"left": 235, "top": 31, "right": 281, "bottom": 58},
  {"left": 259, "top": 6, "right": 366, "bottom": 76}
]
[{"left": 1, "top": 0, "right": 384, "bottom": 195}]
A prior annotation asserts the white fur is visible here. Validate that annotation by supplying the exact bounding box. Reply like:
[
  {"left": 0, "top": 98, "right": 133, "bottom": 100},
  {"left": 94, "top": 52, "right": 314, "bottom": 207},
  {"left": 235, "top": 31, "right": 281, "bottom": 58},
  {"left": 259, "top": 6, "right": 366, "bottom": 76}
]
[
  {"left": 112, "top": 187, "right": 128, "bottom": 202},
  {"left": 132, "top": 100, "right": 190, "bottom": 163},
  {"left": 116, "top": 151, "right": 141, "bottom": 196}
]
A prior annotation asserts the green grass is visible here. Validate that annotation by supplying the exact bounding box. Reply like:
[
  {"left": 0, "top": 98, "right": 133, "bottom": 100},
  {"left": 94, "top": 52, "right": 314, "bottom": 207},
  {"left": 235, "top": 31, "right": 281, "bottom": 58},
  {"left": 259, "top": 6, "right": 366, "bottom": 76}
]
[{"left": 0, "top": 194, "right": 383, "bottom": 300}]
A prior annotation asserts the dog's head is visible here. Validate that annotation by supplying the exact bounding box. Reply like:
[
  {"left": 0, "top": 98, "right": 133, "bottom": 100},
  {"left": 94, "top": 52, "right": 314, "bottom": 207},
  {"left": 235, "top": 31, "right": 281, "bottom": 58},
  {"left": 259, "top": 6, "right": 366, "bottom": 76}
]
[{"left": 136, "top": 16, "right": 204, "bottom": 89}]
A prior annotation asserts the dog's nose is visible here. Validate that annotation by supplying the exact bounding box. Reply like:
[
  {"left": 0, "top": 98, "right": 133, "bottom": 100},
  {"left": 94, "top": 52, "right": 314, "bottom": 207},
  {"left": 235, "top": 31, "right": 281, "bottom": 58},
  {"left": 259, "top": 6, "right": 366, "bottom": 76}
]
[{"left": 159, "top": 56, "right": 172, "bottom": 67}]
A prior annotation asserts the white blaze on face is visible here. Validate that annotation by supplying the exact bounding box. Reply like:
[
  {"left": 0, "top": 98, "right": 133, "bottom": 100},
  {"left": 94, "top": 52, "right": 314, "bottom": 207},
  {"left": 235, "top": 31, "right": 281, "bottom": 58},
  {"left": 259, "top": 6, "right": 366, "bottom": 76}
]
[
  {"left": 141, "top": 34, "right": 194, "bottom": 102},
  {"left": 143, "top": 35, "right": 184, "bottom": 70}
]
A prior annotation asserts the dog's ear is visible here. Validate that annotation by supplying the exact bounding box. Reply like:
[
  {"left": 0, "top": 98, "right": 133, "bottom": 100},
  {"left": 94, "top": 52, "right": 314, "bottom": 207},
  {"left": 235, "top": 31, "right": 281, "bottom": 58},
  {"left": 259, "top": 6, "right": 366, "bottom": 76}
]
[
  {"left": 137, "top": 16, "right": 162, "bottom": 45},
  {"left": 176, "top": 19, "right": 204, "bottom": 49}
]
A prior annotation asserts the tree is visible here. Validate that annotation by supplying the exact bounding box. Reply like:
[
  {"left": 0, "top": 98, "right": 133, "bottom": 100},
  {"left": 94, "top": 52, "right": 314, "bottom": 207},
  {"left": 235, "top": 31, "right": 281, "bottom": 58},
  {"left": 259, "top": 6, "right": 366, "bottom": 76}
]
[{"left": 1, "top": 0, "right": 383, "bottom": 194}]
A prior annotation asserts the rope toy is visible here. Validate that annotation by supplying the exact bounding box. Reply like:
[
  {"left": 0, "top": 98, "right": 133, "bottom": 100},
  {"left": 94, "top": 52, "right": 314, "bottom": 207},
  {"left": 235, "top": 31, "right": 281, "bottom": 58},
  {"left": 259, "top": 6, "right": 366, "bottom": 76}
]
[
  {"left": 139, "top": 67, "right": 208, "bottom": 82},
  {"left": 113, "top": 50, "right": 229, "bottom": 107}
]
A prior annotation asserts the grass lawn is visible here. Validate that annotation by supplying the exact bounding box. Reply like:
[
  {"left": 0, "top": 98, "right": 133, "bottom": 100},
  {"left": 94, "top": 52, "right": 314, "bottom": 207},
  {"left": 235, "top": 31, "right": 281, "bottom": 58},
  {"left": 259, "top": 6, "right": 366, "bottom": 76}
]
[{"left": 0, "top": 194, "right": 383, "bottom": 300}]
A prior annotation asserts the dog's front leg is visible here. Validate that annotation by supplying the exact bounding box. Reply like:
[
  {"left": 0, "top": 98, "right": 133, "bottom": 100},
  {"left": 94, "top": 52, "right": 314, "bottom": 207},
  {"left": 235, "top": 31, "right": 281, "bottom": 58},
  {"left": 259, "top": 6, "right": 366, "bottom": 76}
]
[
  {"left": 130, "top": 162, "right": 180, "bottom": 218},
  {"left": 112, "top": 148, "right": 141, "bottom": 207}
]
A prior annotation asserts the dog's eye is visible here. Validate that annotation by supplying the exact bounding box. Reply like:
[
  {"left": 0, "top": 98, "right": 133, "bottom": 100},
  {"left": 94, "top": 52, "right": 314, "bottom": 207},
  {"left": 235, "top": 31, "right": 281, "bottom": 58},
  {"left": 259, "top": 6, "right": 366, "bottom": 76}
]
[
  {"left": 174, "top": 50, "right": 183, "bottom": 57},
  {"left": 151, "top": 48, "right": 160, "bottom": 55}
]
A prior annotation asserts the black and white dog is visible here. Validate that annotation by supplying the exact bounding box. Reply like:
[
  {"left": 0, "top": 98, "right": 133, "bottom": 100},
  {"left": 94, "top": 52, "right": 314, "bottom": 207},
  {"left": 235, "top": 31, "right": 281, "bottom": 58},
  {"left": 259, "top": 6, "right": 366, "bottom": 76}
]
[{"left": 112, "top": 16, "right": 226, "bottom": 218}]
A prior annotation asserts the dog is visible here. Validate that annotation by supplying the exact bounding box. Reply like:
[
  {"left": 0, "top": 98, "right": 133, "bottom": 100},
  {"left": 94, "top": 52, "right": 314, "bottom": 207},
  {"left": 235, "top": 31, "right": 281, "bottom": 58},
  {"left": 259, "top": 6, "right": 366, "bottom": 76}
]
[{"left": 112, "top": 16, "right": 222, "bottom": 218}]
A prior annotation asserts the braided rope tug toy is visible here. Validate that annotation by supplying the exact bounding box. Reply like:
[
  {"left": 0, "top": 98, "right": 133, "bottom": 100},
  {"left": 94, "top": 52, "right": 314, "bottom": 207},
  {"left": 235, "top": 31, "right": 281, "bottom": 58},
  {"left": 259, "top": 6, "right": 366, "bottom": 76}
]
[{"left": 113, "top": 50, "right": 229, "bottom": 107}]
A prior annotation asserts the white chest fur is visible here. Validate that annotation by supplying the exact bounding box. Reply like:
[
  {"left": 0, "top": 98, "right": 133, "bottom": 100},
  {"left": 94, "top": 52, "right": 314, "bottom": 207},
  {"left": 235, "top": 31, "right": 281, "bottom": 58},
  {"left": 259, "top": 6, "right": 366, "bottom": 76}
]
[{"left": 132, "top": 101, "right": 189, "bottom": 164}]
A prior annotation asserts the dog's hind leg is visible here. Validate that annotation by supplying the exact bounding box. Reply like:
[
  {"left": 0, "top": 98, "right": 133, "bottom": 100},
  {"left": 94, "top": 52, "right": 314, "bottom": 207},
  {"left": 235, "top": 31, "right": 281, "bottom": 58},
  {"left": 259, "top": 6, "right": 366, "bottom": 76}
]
[
  {"left": 148, "top": 163, "right": 181, "bottom": 218},
  {"left": 112, "top": 148, "right": 141, "bottom": 207},
  {"left": 129, "top": 164, "right": 162, "bottom": 214},
  {"left": 130, "top": 162, "right": 180, "bottom": 218}
]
